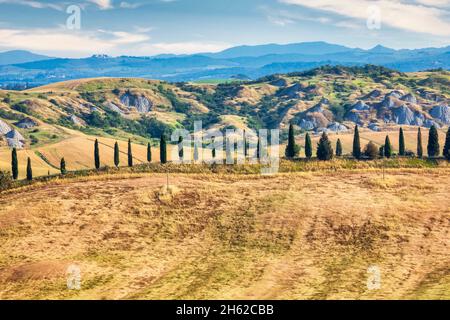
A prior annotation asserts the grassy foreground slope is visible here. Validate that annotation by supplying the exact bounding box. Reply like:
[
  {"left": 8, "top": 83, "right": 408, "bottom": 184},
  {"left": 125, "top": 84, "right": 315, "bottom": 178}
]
[{"left": 0, "top": 170, "right": 449, "bottom": 299}]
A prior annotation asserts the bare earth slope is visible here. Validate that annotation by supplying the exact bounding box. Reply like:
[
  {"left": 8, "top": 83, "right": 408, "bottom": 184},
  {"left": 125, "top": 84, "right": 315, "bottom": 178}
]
[{"left": 0, "top": 171, "right": 449, "bottom": 300}]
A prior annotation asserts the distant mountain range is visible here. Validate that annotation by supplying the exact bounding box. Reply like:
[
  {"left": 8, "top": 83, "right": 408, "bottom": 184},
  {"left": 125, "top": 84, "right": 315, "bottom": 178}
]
[
  {"left": 0, "top": 41, "right": 449, "bottom": 89},
  {"left": 0, "top": 50, "right": 52, "bottom": 66}
]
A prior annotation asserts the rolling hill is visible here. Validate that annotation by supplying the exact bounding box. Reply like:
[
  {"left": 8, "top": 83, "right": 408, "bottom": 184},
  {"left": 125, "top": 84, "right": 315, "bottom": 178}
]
[{"left": 0, "top": 65, "right": 449, "bottom": 176}]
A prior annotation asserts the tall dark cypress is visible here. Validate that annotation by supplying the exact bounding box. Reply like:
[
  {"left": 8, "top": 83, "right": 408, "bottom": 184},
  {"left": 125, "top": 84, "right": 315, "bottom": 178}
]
[
  {"left": 26, "top": 157, "right": 32, "bottom": 181},
  {"left": 94, "top": 139, "right": 100, "bottom": 170},
  {"left": 11, "top": 147, "right": 18, "bottom": 180},
  {"left": 178, "top": 136, "right": 184, "bottom": 161},
  {"left": 226, "top": 138, "right": 233, "bottom": 164},
  {"left": 285, "top": 123, "right": 297, "bottom": 158},
  {"left": 193, "top": 143, "right": 199, "bottom": 162},
  {"left": 114, "top": 141, "right": 120, "bottom": 167},
  {"left": 443, "top": 127, "right": 450, "bottom": 160},
  {"left": 305, "top": 133, "right": 312, "bottom": 159},
  {"left": 352, "top": 125, "right": 361, "bottom": 159},
  {"left": 60, "top": 157, "right": 67, "bottom": 174},
  {"left": 256, "top": 135, "right": 261, "bottom": 159},
  {"left": 128, "top": 139, "right": 133, "bottom": 167},
  {"left": 399, "top": 127, "right": 405, "bottom": 156},
  {"left": 160, "top": 134, "right": 167, "bottom": 164},
  {"left": 417, "top": 127, "right": 423, "bottom": 158},
  {"left": 384, "top": 135, "right": 392, "bottom": 158},
  {"left": 427, "top": 125, "right": 440, "bottom": 158},
  {"left": 336, "top": 138, "right": 343, "bottom": 157},
  {"left": 243, "top": 130, "right": 248, "bottom": 158},
  {"left": 147, "top": 142, "right": 152, "bottom": 163},
  {"left": 317, "top": 132, "right": 333, "bottom": 161},
  {"left": 211, "top": 138, "right": 216, "bottom": 159}
]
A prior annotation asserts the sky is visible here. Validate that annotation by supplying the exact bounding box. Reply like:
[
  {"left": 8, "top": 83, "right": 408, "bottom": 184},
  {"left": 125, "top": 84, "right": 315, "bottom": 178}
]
[{"left": 0, "top": 0, "right": 449, "bottom": 57}]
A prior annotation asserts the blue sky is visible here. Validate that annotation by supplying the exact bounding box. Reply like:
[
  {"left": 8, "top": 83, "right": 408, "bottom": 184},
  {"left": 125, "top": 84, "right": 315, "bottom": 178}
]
[{"left": 0, "top": 0, "right": 449, "bottom": 57}]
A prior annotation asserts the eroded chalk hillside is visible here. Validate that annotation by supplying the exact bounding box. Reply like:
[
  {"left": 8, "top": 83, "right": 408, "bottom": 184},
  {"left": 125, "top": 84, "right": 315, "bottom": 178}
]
[
  {"left": 0, "top": 66, "right": 449, "bottom": 151},
  {"left": 0, "top": 171, "right": 448, "bottom": 299}
]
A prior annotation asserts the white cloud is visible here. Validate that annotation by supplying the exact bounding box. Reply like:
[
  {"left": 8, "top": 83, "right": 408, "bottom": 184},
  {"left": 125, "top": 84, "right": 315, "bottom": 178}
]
[
  {"left": 414, "top": 0, "right": 450, "bottom": 7},
  {"left": 0, "top": 27, "right": 230, "bottom": 57},
  {"left": 0, "top": 27, "right": 153, "bottom": 57},
  {"left": 0, "top": 0, "right": 63, "bottom": 10},
  {"left": 280, "top": 0, "right": 450, "bottom": 36},
  {"left": 88, "top": 0, "right": 114, "bottom": 10},
  {"left": 119, "top": 1, "right": 142, "bottom": 9}
]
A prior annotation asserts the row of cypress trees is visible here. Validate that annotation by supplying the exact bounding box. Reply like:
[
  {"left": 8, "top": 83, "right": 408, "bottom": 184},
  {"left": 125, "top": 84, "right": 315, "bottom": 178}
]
[
  {"left": 9, "top": 126, "right": 450, "bottom": 180},
  {"left": 285, "top": 123, "right": 450, "bottom": 160},
  {"left": 95, "top": 137, "right": 162, "bottom": 170},
  {"left": 352, "top": 125, "right": 446, "bottom": 159}
]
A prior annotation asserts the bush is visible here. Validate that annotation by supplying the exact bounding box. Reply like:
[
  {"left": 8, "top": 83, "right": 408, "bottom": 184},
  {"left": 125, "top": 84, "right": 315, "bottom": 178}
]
[
  {"left": 0, "top": 170, "right": 13, "bottom": 191},
  {"left": 364, "top": 141, "right": 379, "bottom": 160},
  {"left": 317, "top": 132, "right": 333, "bottom": 161}
]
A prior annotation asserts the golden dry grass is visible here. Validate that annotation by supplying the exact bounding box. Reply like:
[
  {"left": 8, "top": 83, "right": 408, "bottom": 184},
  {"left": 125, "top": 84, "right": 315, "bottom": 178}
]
[{"left": 0, "top": 170, "right": 449, "bottom": 300}]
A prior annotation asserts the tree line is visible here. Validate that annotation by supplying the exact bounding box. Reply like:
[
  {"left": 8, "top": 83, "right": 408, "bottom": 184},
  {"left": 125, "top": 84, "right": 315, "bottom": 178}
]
[
  {"left": 7, "top": 125, "right": 450, "bottom": 181},
  {"left": 285, "top": 124, "right": 449, "bottom": 161}
]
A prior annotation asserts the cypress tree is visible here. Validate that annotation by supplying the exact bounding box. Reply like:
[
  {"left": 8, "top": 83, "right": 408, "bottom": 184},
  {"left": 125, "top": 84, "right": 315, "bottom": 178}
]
[
  {"left": 285, "top": 123, "right": 298, "bottom": 158},
  {"left": 160, "top": 134, "right": 167, "bottom": 164},
  {"left": 147, "top": 142, "right": 152, "bottom": 163},
  {"left": 212, "top": 138, "right": 216, "bottom": 159},
  {"left": 11, "top": 147, "right": 18, "bottom": 180},
  {"left": 243, "top": 130, "right": 248, "bottom": 158},
  {"left": 94, "top": 139, "right": 100, "bottom": 170},
  {"left": 226, "top": 138, "right": 233, "bottom": 164},
  {"left": 399, "top": 127, "right": 405, "bottom": 156},
  {"left": 305, "top": 133, "right": 312, "bottom": 159},
  {"left": 427, "top": 125, "right": 440, "bottom": 158},
  {"left": 317, "top": 132, "right": 333, "bottom": 161},
  {"left": 352, "top": 125, "right": 361, "bottom": 159},
  {"left": 60, "top": 157, "right": 67, "bottom": 175},
  {"left": 443, "top": 127, "right": 450, "bottom": 161},
  {"left": 128, "top": 139, "right": 133, "bottom": 167},
  {"left": 256, "top": 136, "right": 261, "bottom": 159},
  {"left": 417, "top": 127, "right": 423, "bottom": 158},
  {"left": 178, "top": 136, "right": 184, "bottom": 161},
  {"left": 336, "top": 139, "right": 343, "bottom": 157},
  {"left": 26, "top": 157, "right": 32, "bottom": 181},
  {"left": 384, "top": 136, "right": 392, "bottom": 158},
  {"left": 114, "top": 141, "right": 120, "bottom": 167},
  {"left": 193, "top": 143, "right": 199, "bottom": 162}
]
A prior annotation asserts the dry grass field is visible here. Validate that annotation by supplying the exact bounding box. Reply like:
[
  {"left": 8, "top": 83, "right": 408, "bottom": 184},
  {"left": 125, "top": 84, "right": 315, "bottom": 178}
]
[{"left": 0, "top": 169, "right": 449, "bottom": 300}]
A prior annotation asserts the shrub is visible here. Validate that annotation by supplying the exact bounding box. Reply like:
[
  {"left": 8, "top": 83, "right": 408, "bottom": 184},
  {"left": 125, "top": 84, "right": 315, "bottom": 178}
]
[
  {"left": 317, "top": 132, "right": 333, "bottom": 161},
  {"left": 0, "top": 170, "right": 13, "bottom": 191},
  {"left": 364, "top": 141, "right": 379, "bottom": 160}
]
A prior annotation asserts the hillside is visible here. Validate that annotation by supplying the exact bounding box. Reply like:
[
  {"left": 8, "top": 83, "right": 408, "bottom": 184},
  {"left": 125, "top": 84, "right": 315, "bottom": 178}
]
[
  {"left": 0, "top": 170, "right": 449, "bottom": 299},
  {"left": 0, "top": 66, "right": 449, "bottom": 176}
]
